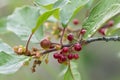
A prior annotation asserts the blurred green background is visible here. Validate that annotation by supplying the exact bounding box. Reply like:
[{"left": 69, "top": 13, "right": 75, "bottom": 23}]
[{"left": 0, "top": 0, "right": 120, "bottom": 80}]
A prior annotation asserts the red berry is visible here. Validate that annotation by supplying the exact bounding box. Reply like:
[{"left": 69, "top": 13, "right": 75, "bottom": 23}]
[
  {"left": 61, "top": 56, "right": 67, "bottom": 62},
  {"left": 68, "top": 53, "right": 74, "bottom": 60},
  {"left": 107, "top": 20, "right": 114, "bottom": 27},
  {"left": 73, "top": 19, "right": 79, "bottom": 25},
  {"left": 98, "top": 28, "right": 106, "bottom": 35},
  {"left": 53, "top": 53, "right": 60, "bottom": 59},
  {"left": 58, "top": 55, "right": 67, "bottom": 62},
  {"left": 80, "top": 28, "right": 86, "bottom": 35},
  {"left": 62, "top": 47, "right": 69, "bottom": 53},
  {"left": 40, "top": 39, "right": 51, "bottom": 49},
  {"left": 73, "top": 54, "right": 79, "bottom": 59},
  {"left": 67, "top": 33, "right": 74, "bottom": 41},
  {"left": 74, "top": 43, "right": 82, "bottom": 51}
]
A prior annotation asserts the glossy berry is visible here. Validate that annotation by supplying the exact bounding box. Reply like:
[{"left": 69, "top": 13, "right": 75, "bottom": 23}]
[
  {"left": 62, "top": 47, "right": 69, "bottom": 53},
  {"left": 98, "top": 28, "right": 106, "bottom": 35},
  {"left": 80, "top": 28, "right": 86, "bottom": 35},
  {"left": 107, "top": 20, "right": 114, "bottom": 27},
  {"left": 61, "top": 56, "right": 67, "bottom": 62},
  {"left": 73, "top": 54, "right": 79, "bottom": 59},
  {"left": 74, "top": 43, "right": 82, "bottom": 51},
  {"left": 68, "top": 53, "right": 74, "bottom": 60},
  {"left": 73, "top": 19, "right": 79, "bottom": 25},
  {"left": 57, "top": 55, "right": 67, "bottom": 63},
  {"left": 40, "top": 39, "right": 51, "bottom": 49},
  {"left": 53, "top": 53, "right": 60, "bottom": 59},
  {"left": 67, "top": 33, "right": 74, "bottom": 41}
]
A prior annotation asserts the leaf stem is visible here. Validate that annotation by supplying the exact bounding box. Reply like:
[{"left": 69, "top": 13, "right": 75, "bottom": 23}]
[
  {"left": 26, "top": 33, "right": 33, "bottom": 52},
  {"left": 60, "top": 27, "right": 66, "bottom": 45},
  {"left": 69, "top": 61, "right": 75, "bottom": 80}
]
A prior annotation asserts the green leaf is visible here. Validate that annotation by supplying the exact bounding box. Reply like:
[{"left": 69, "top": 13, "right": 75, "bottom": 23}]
[
  {"left": 85, "top": 0, "right": 94, "bottom": 9},
  {"left": 83, "top": 0, "right": 120, "bottom": 40},
  {"left": 0, "top": 51, "right": 28, "bottom": 74},
  {"left": 64, "top": 61, "right": 81, "bottom": 80},
  {"left": 7, "top": 6, "right": 44, "bottom": 43},
  {"left": 59, "top": 0, "right": 89, "bottom": 27},
  {"left": 53, "top": 0, "right": 70, "bottom": 9},
  {"left": 34, "top": 0, "right": 57, "bottom": 6},
  {"left": 106, "top": 16, "right": 120, "bottom": 35},
  {"left": 32, "top": 8, "right": 59, "bottom": 33},
  {"left": 0, "top": 41, "right": 29, "bottom": 74},
  {"left": 0, "top": 40, "right": 13, "bottom": 53},
  {"left": 0, "top": 18, "right": 8, "bottom": 34}
]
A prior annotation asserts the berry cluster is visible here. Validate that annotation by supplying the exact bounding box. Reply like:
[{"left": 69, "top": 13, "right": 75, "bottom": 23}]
[
  {"left": 98, "top": 20, "right": 114, "bottom": 35},
  {"left": 53, "top": 44, "right": 81, "bottom": 64},
  {"left": 53, "top": 33, "right": 82, "bottom": 64}
]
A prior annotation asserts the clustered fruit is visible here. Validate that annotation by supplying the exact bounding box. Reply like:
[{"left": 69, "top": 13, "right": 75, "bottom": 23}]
[
  {"left": 13, "top": 19, "right": 87, "bottom": 72},
  {"left": 53, "top": 33, "right": 82, "bottom": 64},
  {"left": 53, "top": 45, "right": 81, "bottom": 64}
]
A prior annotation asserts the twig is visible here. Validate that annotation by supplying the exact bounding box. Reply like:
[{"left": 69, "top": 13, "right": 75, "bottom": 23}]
[
  {"left": 85, "top": 36, "right": 120, "bottom": 44},
  {"left": 60, "top": 27, "right": 66, "bottom": 45},
  {"left": 26, "top": 33, "right": 33, "bottom": 52},
  {"left": 41, "top": 36, "right": 120, "bottom": 55}
]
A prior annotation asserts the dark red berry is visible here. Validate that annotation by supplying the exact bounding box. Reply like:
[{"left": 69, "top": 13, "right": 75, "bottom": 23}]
[
  {"left": 68, "top": 53, "right": 74, "bottom": 60},
  {"left": 67, "top": 33, "right": 74, "bottom": 41},
  {"left": 98, "top": 28, "right": 106, "bottom": 35},
  {"left": 61, "top": 56, "right": 67, "bottom": 62},
  {"left": 107, "top": 20, "right": 114, "bottom": 27},
  {"left": 74, "top": 43, "right": 82, "bottom": 51},
  {"left": 73, "top": 19, "right": 79, "bottom": 25},
  {"left": 40, "top": 39, "right": 51, "bottom": 49},
  {"left": 62, "top": 47, "right": 69, "bottom": 53},
  {"left": 53, "top": 53, "right": 60, "bottom": 59},
  {"left": 73, "top": 54, "right": 79, "bottom": 59},
  {"left": 58, "top": 55, "right": 67, "bottom": 62},
  {"left": 80, "top": 28, "right": 86, "bottom": 35}
]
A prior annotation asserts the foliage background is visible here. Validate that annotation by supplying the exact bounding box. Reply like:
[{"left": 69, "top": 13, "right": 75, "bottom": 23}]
[{"left": 0, "top": 0, "right": 120, "bottom": 80}]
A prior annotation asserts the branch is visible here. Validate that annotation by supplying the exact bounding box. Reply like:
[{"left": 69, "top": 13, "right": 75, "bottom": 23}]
[
  {"left": 85, "top": 36, "right": 120, "bottom": 44},
  {"left": 41, "top": 36, "right": 120, "bottom": 55}
]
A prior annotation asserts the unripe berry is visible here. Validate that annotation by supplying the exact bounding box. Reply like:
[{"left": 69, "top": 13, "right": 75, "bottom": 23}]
[
  {"left": 74, "top": 43, "right": 82, "bottom": 51},
  {"left": 73, "top": 54, "right": 79, "bottom": 59},
  {"left": 107, "top": 20, "right": 114, "bottom": 27},
  {"left": 13, "top": 46, "right": 19, "bottom": 53},
  {"left": 73, "top": 19, "right": 79, "bottom": 25},
  {"left": 55, "top": 45, "right": 62, "bottom": 50},
  {"left": 98, "top": 28, "right": 106, "bottom": 35},
  {"left": 40, "top": 39, "right": 51, "bottom": 49},
  {"left": 62, "top": 47, "right": 69, "bottom": 53},
  {"left": 18, "top": 47, "right": 23, "bottom": 54},
  {"left": 80, "top": 28, "right": 86, "bottom": 35},
  {"left": 68, "top": 53, "right": 74, "bottom": 60},
  {"left": 67, "top": 33, "right": 74, "bottom": 41}
]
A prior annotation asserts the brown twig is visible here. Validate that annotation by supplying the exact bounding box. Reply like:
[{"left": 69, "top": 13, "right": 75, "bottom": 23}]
[{"left": 26, "top": 33, "right": 33, "bottom": 52}]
